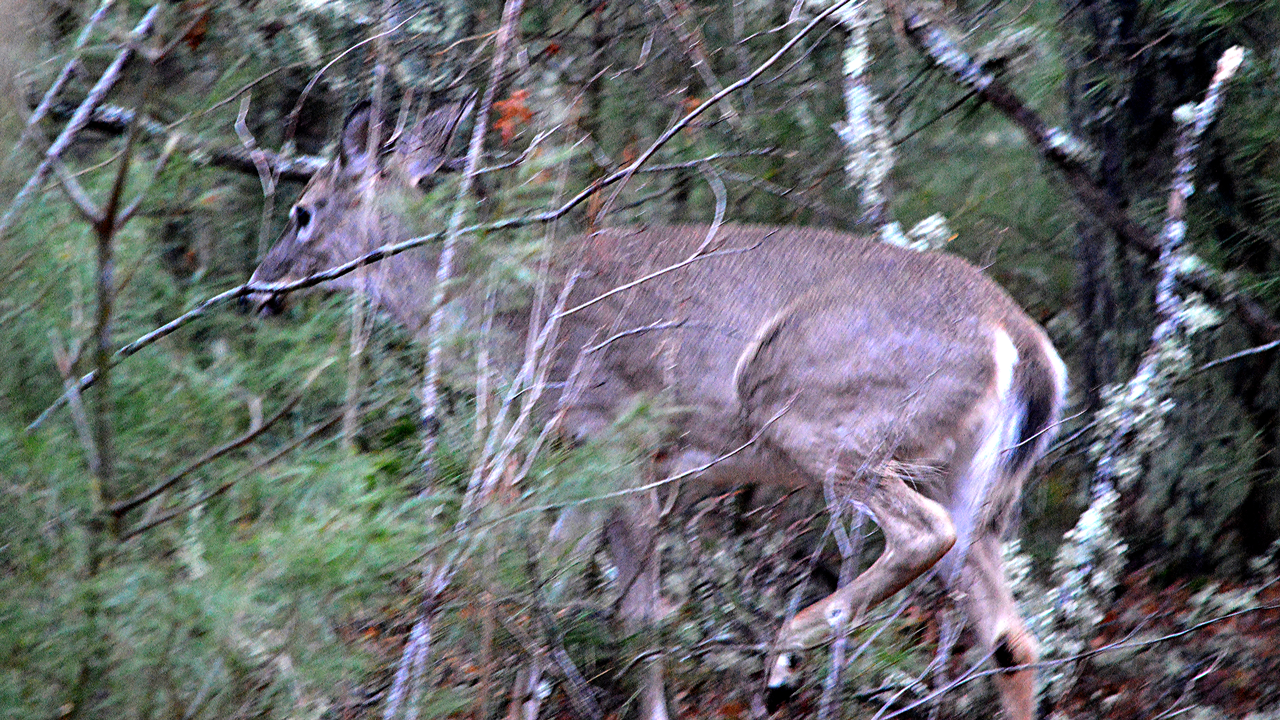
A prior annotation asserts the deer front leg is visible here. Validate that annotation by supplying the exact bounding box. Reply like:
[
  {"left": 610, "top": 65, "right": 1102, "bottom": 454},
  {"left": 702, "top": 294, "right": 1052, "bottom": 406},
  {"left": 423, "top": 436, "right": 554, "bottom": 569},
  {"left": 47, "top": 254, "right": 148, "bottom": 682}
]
[{"left": 766, "top": 473, "right": 957, "bottom": 697}]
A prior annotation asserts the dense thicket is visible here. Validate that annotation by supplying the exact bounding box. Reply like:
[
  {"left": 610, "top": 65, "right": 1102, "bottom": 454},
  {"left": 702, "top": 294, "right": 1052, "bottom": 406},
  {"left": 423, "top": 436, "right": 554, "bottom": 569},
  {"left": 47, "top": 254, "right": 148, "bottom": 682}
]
[{"left": 3, "top": 1, "right": 1279, "bottom": 718}]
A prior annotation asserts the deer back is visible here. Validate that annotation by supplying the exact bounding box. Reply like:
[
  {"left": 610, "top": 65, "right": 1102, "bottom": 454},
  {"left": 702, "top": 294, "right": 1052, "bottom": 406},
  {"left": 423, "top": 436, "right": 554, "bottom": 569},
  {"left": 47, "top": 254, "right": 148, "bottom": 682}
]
[{"left": 249, "top": 101, "right": 1064, "bottom": 510}]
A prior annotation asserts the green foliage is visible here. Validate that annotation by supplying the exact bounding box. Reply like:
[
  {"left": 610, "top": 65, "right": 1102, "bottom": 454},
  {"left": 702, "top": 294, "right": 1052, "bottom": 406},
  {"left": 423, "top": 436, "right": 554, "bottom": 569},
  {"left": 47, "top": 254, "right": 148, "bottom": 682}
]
[
  {"left": 8, "top": 0, "right": 1280, "bottom": 718},
  {"left": 0, "top": 84, "right": 432, "bottom": 715}
]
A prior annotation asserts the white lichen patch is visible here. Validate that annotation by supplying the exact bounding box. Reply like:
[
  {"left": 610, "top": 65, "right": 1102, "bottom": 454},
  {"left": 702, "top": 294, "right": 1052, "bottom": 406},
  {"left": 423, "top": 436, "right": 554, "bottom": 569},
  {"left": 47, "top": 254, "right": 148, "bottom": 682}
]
[
  {"left": 1044, "top": 127, "right": 1096, "bottom": 165},
  {"left": 878, "top": 214, "right": 954, "bottom": 252},
  {"left": 1021, "top": 487, "right": 1128, "bottom": 704},
  {"left": 907, "top": 214, "right": 954, "bottom": 250},
  {"left": 1178, "top": 292, "right": 1225, "bottom": 334}
]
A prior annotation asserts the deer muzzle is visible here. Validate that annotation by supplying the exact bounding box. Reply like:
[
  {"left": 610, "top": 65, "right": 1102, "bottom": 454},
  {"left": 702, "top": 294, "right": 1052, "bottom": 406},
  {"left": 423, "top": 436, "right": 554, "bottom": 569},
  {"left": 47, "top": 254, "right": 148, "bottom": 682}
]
[
  {"left": 243, "top": 272, "right": 290, "bottom": 317},
  {"left": 245, "top": 290, "right": 287, "bottom": 317}
]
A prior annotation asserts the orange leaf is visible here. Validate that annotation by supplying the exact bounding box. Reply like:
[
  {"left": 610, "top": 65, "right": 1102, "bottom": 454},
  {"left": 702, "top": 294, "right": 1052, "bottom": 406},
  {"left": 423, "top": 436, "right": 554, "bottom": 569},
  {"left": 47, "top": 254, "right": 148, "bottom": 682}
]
[
  {"left": 492, "top": 89, "right": 534, "bottom": 145},
  {"left": 183, "top": 11, "right": 209, "bottom": 52}
]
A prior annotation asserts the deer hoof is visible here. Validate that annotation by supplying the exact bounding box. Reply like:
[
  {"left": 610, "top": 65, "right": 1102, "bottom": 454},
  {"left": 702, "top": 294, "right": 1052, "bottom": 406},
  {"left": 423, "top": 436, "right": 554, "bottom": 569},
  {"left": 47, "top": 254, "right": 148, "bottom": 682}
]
[
  {"left": 764, "top": 652, "right": 798, "bottom": 712},
  {"left": 764, "top": 682, "right": 795, "bottom": 714},
  {"left": 995, "top": 636, "right": 1018, "bottom": 669}
]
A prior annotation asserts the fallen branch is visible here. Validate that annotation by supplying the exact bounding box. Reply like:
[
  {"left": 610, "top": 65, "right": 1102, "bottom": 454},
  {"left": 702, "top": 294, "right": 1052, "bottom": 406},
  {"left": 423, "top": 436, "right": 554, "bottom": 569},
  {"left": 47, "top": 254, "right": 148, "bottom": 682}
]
[{"left": 44, "top": 102, "right": 327, "bottom": 181}]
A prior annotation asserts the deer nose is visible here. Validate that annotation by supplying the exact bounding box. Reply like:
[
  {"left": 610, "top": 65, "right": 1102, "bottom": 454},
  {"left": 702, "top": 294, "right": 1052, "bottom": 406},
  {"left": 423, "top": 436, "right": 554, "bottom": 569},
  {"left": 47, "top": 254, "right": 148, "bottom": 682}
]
[{"left": 241, "top": 291, "right": 286, "bottom": 317}]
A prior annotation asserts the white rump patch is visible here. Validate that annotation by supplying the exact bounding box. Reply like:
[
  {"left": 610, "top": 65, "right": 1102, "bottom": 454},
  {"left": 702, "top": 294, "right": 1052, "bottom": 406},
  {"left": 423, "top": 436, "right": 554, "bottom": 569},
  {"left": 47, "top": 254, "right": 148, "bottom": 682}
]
[
  {"left": 939, "top": 327, "right": 1022, "bottom": 582},
  {"left": 1044, "top": 333, "right": 1069, "bottom": 409},
  {"left": 993, "top": 327, "right": 1019, "bottom": 401}
]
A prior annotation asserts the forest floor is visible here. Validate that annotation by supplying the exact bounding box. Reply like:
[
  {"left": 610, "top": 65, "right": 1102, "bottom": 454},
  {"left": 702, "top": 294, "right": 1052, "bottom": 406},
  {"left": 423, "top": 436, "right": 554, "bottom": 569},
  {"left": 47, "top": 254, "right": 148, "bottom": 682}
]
[
  {"left": 1047, "top": 568, "right": 1280, "bottom": 720},
  {"left": 340, "top": 499, "right": 1280, "bottom": 720}
]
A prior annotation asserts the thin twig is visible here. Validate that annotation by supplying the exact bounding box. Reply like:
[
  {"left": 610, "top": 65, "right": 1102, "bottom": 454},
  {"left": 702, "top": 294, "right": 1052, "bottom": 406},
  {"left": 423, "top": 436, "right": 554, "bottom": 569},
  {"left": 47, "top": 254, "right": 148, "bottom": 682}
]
[
  {"left": 120, "top": 360, "right": 341, "bottom": 540},
  {"left": 1198, "top": 338, "right": 1280, "bottom": 373},
  {"left": 234, "top": 94, "right": 277, "bottom": 257},
  {"left": 115, "top": 132, "right": 177, "bottom": 229},
  {"left": 560, "top": 237, "right": 764, "bottom": 319},
  {"left": 53, "top": 161, "right": 103, "bottom": 223},
  {"left": 525, "top": 541, "right": 602, "bottom": 719},
  {"left": 50, "top": 332, "right": 102, "bottom": 479},
  {"left": 284, "top": 12, "right": 423, "bottom": 147},
  {"left": 876, "top": 601, "right": 1280, "bottom": 720}
]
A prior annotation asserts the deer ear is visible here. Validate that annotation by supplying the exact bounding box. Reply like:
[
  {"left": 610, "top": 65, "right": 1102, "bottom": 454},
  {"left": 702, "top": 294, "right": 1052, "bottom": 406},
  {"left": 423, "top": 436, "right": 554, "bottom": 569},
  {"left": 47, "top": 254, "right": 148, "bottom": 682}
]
[
  {"left": 338, "top": 101, "right": 382, "bottom": 176},
  {"left": 397, "top": 92, "right": 477, "bottom": 187}
]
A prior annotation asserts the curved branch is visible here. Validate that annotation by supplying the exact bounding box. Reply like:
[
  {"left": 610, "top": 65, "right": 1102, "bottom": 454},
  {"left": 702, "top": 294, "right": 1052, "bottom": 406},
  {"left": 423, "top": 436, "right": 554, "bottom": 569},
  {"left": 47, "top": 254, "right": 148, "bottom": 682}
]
[{"left": 44, "top": 102, "right": 326, "bottom": 181}]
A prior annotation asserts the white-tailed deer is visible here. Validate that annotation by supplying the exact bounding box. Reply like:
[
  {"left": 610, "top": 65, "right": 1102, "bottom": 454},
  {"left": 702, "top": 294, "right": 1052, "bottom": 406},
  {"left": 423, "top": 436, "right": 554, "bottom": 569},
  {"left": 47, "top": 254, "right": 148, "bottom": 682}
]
[{"left": 249, "top": 100, "right": 1066, "bottom": 720}]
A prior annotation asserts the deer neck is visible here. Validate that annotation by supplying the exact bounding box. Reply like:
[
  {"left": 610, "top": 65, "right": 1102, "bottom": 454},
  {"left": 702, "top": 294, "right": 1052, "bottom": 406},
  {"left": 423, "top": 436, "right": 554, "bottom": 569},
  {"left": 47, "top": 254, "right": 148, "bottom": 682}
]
[{"left": 340, "top": 239, "right": 446, "bottom": 335}]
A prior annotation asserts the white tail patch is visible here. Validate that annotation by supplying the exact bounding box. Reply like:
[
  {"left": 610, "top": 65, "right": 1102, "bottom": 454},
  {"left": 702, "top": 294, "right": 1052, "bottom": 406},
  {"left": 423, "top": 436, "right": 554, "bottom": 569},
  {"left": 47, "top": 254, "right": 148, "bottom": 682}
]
[
  {"left": 994, "top": 325, "right": 1019, "bottom": 401},
  {"left": 1042, "top": 332, "right": 1069, "bottom": 454}
]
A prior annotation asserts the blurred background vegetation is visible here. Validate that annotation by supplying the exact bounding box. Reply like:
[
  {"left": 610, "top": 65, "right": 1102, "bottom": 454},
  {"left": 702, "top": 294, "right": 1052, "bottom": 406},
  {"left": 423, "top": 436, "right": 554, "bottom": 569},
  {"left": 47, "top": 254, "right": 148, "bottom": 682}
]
[{"left": 2, "top": 1, "right": 1280, "bottom": 718}]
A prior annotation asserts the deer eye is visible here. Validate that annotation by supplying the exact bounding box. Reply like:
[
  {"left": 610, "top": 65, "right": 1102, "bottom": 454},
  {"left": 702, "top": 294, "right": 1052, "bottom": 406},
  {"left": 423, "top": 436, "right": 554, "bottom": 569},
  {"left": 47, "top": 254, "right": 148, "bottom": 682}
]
[{"left": 292, "top": 205, "right": 313, "bottom": 243}]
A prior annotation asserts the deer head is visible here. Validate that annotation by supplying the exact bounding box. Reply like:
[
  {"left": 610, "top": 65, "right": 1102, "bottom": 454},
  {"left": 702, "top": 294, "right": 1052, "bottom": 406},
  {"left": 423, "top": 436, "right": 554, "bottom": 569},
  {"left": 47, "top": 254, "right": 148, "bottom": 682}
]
[{"left": 247, "top": 98, "right": 474, "bottom": 317}]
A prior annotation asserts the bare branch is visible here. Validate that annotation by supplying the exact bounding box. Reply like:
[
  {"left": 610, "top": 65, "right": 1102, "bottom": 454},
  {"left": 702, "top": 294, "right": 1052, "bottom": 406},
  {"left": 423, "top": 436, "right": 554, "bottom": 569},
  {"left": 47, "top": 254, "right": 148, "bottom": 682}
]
[
  {"left": 1198, "top": 338, "right": 1280, "bottom": 373},
  {"left": 50, "top": 332, "right": 101, "bottom": 480},
  {"left": 42, "top": 99, "right": 327, "bottom": 182},
  {"left": 116, "top": 133, "right": 178, "bottom": 228},
  {"left": 53, "top": 161, "right": 103, "bottom": 224},
  {"left": 0, "top": 4, "right": 161, "bottom": 237},
  {"left": 901, "top": 13, "right": 1279, "bottom": 344},
  {"left": 7, "top": 0, "right": 117, "bottom": 162}
]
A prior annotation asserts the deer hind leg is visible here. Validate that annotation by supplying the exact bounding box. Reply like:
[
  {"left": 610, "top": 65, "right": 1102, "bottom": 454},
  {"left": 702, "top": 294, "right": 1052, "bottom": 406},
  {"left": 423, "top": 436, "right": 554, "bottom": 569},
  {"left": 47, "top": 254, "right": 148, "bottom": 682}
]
[
  {"left": 766, "top": 468, "right": 958, "bottom": 695},
  {"left": 604, "top": 495, "right": 670, "bottom": 720},
  {"left": 954, "top": 536, "right": 1037, "bottom": 720}
]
